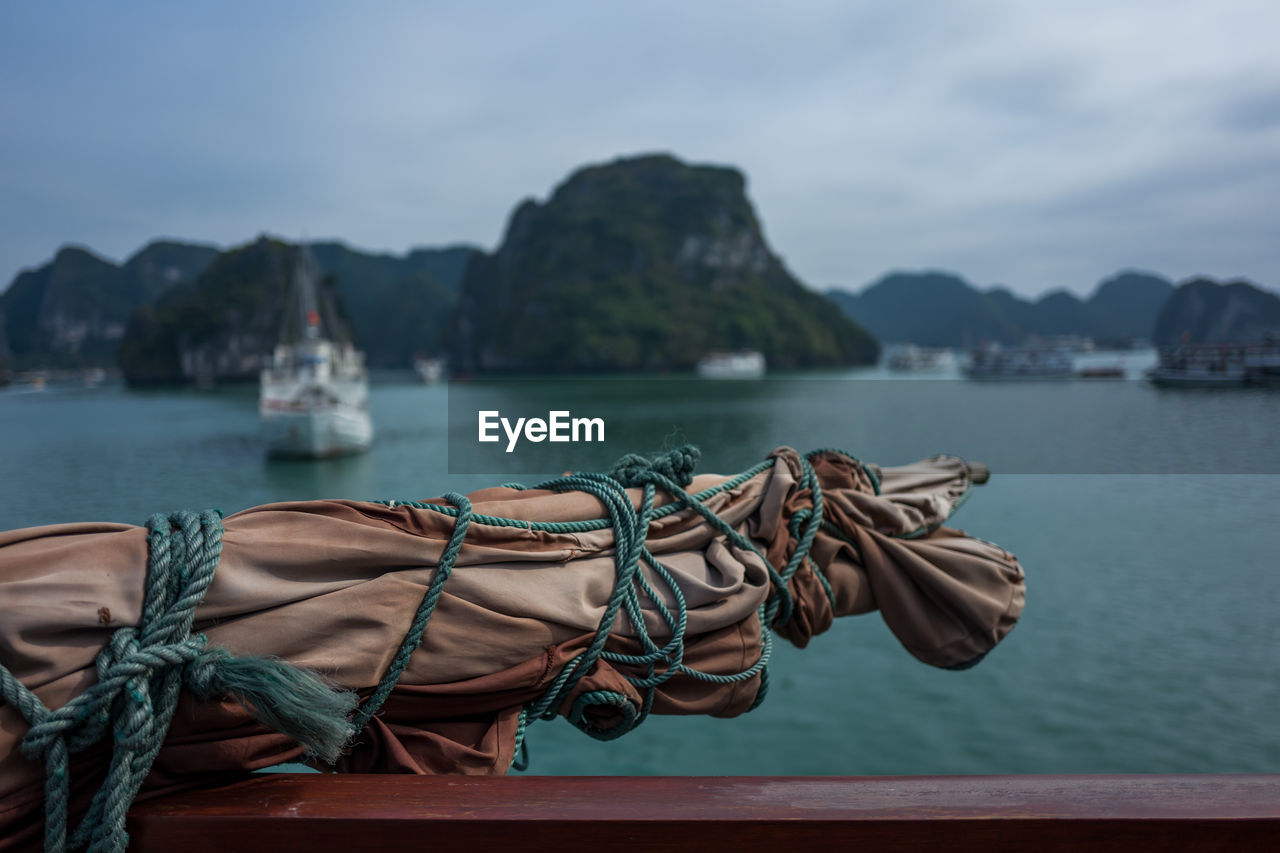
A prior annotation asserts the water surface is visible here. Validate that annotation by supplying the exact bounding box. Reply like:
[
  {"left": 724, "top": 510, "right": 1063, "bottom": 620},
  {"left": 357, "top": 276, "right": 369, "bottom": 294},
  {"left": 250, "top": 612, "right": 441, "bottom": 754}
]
[{"left": 2, "top": 361, "right": 1276, "bottom": 775}]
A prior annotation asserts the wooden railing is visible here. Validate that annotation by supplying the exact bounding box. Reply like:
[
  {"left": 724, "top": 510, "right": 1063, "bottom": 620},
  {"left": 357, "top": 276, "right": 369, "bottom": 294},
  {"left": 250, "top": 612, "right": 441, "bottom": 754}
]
[{"left": 127, "top": 774, "right": 1280, "bottom": 851}]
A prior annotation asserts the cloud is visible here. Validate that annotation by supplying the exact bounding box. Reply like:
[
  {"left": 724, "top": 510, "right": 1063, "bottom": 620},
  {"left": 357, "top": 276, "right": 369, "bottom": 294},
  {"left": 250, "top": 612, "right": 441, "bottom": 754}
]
[
  {"left": 1, "top": 0, "right": 1278, "bottom": 296},
  {"left": 1219, "top": 90, "right": 1280, "bottom": 133}
]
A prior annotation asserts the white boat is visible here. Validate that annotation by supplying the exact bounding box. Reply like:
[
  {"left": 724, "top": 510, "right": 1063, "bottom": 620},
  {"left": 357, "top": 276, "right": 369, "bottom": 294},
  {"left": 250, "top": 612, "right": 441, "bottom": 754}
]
[
  {"left": 1147, "top": 343, "right": 1280, "bottom": 387},
  {"left": 885, "top": 344, "right": 955, "bottom": 372},
  {"left": 260, "top": 252, "right": 373, "bottom": 458},
  {"left": 963, "top": 344, "right": 1074, "bottom": 380},
  {"left": 413, "top": 356, "right": 445, "bottom": 384},
  {"left": 696, "top": 350, "right": 766, "bottom": 379}
]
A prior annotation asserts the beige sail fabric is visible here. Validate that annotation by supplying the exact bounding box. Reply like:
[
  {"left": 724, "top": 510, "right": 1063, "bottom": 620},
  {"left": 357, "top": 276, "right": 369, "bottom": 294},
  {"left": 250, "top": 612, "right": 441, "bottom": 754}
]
[{"left": 0, "top": 448, "right": 1024, "bottom": 848}]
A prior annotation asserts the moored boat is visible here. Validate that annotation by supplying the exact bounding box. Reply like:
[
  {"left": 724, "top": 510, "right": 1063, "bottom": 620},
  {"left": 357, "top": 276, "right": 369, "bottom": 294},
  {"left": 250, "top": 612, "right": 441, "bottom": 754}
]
[
  {"left": 259, "top": 252, "right": 372, "bottom": 457},
  {"left": 1147, "top": 343, "right": 1280, "bottom": 387},
  {"left": 413, "top": 355, "right": 445, "bottom": 384},
  {"left": 696, "top": 350, "right": 765, "bottom": 379},
  {"left": 885, "top": 343, "right": 955, "bottom": 372},
  {"left": 963, "top": 343, "right": 1074, "bottom": 380}
]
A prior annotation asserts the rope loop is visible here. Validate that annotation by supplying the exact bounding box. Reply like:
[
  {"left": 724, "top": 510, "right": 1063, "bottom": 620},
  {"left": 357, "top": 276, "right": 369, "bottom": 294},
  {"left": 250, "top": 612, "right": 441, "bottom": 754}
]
[{"left": 568, "top": 690, "right": 640, "bottom": 741}]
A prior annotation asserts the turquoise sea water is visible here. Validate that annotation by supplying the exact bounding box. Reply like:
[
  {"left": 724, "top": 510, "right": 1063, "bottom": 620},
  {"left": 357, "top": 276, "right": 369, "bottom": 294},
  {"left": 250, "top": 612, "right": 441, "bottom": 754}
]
[{"left": 2, "top": 359, "right": 1278, "bottom": 775}]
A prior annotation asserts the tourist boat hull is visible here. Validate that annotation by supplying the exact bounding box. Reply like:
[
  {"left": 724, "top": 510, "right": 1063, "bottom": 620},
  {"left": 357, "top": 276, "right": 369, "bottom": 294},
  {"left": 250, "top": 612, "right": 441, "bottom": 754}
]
[
  {"left": 1146, "top": 343, "right": 1280, "bottom": 387},
  {"left": 696, "top": 351, "right": 766, "bottom": 379},
  {"left": 260, "top": 402, "right": 373, "bottom": 458},
  {"left": 885, "top": 345, "right": 955, "bottom": 372},
  {"left": 1147, "top": 368, "right": 1248, "bottom": 388},
  {"left": 1076, "top": 367, "right": 1126, "bottom": 379},
  {"left": 963, "top": 345, "right": 1075, "bottom": 380},
  {"left": 964, "top": 367, "right": 1075, "bottom": 380}
]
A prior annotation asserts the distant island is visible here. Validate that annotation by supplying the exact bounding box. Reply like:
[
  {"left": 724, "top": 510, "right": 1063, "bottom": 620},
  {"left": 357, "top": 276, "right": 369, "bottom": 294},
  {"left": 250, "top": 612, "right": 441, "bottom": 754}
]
[
  {"left": 0, "top": 307, "right": 9, "bottom": 385},
  {"left": 1152, "top": 278, "right": 1280, "bottom": 346},
  {"left": 4, "top": 151, "right": 1279, "bottom": 383},
  {"left": 1, "top": 241, "right": 219, "bottom": 371},
  {"left": 1, "top": 239, "right": 475, "bottom": 379},
  {"left": 825, "top": 270, "right": 1176, "bottom": 348},
  {"left": 449, "top": 153, "right": 878, "bottom": 373},
  {"left": 119, "top": 238, "right": 339, "bottom": 386},
  {"left": 2, "top": 153, "right": 880, "bottom": 382}
]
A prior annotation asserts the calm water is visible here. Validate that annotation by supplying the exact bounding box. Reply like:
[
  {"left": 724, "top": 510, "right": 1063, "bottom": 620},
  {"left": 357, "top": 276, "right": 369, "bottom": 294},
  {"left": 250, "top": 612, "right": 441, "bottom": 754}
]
[{"left": 2, "top": 359, "right": 1278, "bottom": 775}]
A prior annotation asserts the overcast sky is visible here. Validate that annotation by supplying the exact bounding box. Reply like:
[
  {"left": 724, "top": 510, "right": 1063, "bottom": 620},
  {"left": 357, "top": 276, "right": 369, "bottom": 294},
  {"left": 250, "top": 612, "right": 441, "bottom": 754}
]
[{"left": 2, "top": 0, "right": 1278, "bottom": 298}]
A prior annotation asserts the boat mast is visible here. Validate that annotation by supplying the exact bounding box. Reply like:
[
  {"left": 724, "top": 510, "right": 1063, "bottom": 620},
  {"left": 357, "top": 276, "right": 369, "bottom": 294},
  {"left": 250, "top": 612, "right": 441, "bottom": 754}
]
[{"left": 295, "top": 248, "right": 322, "bottom": 341}]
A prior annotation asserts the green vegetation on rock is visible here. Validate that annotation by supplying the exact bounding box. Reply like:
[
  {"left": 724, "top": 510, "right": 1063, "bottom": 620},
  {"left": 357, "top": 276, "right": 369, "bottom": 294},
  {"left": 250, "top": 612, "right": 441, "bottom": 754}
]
[
  {"left": 119, "top": 238, "right": 333, "bottom": 385},
  {"left": 307, "top": 241, "right": 475, "bottom": 366},
  {"left": 1, "top": 241, "right": 218, "bottom": 369},
  {"left": 33, "top": 152, "right": 1278, "bottom": 383},
  {"left": 116, "top": 237, "right": 476, "bottom": 385},
  {"left": 451, "top": 153, "right": 878, "bottom": 373},
  {"left": 3, "top": 237, "right": 475, "bottom": 379}
]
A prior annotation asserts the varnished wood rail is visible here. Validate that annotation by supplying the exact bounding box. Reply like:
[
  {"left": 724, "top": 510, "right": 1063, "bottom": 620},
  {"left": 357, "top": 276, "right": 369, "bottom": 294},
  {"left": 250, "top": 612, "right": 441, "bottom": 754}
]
[{"left": 127, "top": 774, "right": 1280, "bottom": 852}]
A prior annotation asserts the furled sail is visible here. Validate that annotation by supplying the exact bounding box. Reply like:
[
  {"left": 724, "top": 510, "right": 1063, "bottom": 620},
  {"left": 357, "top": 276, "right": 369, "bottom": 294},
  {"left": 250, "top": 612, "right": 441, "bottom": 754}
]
[{"left": 0, "top": 446, "right": 1024, "bottom": 851}]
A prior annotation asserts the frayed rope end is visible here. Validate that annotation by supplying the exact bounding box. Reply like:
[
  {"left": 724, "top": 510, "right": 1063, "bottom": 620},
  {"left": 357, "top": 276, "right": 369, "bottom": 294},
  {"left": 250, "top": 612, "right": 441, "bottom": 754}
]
[{"left": 188, "top": 647, "right": 357, "bottom": 764}]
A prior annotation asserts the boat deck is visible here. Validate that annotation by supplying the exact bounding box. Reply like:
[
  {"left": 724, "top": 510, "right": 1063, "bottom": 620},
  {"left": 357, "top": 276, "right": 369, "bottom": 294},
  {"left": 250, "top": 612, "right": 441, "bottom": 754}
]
[{"left": 128, "top": 773, "right": 1280, "bottom": 851}]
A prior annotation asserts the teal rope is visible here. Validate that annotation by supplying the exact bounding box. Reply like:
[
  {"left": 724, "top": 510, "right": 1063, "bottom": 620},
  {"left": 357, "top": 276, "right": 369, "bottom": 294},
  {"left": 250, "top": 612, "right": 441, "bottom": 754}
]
[
  {"left": 568, "top": 690, "right": 638, "bottom": 740},
  {"left": 371, "top": 459, "right": 774, "bottom": 533},
  {"left": 499, "top": 445, "right": 842, "bottom": 768},
  {"left": 0, "top": 445, "right": 886, "bottom": 845},
  {"left": 0, "top": 443, "right": 857, "bottom": 848},
  {"left": 0, "top": 510, "right": 357, "bottom": 853},
  {"left": 377, "top": 445, "right": 943, "bottom": 764},
  {"left": 351, "top": 492, "right": 472, "bottom": 735},
  {"left": 516, "top": 470, "right": 660, "bottom": 726}
]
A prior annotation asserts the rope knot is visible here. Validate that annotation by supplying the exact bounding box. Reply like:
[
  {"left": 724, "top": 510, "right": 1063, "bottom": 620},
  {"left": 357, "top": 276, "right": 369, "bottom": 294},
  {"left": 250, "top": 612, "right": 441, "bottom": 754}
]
[
  {"left": 609, "top": 444, "right": 701, "bottom": 488},
  {"left": 2, "top": 508, "right": 358, "bottom": 853},
  {"left": 182, "top": 641, "right": 224, "bottom": 696}
]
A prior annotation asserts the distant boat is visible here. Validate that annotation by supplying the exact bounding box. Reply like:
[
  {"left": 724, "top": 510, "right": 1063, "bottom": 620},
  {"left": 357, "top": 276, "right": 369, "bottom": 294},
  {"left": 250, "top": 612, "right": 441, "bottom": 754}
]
[
  {"left": 885, "top": 344, "right": 955, "bottom": 372},
  {"left": 1076, "top": 365, "right": 1125, "bottom": 380},
  {"left": 696, "top": 350, "right": 765, "bottom": 379},
  {"left": 1147, "top": 343, "right": 1280, "bottom": 387},
  {"left": 413, "top": 356, "right": 445, "bottom": 384},
  {"left": 963, "top": 344, "right": 1074, "bottom": 380},
  {"left": 259, "top": 251, "right": 373, "bottom": 458}
]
